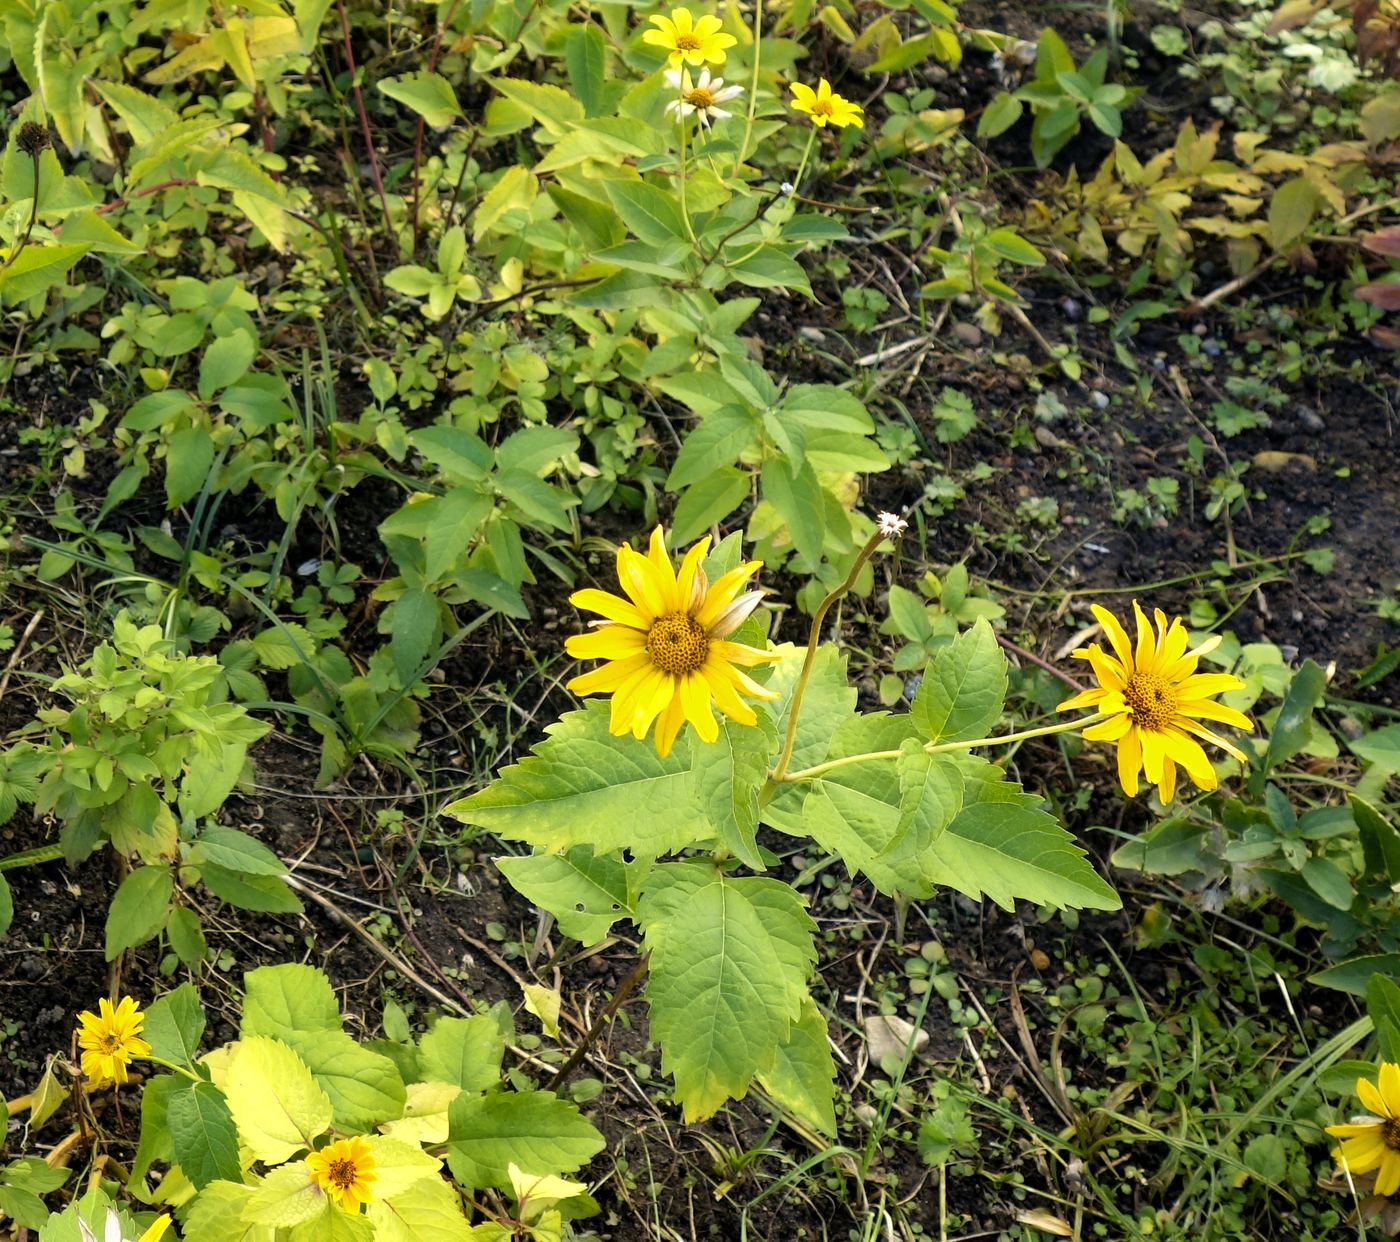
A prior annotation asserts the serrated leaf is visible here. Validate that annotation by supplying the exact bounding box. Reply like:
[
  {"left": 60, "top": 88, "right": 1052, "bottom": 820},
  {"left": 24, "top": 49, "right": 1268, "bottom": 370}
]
[
  {"left": 179, "top": 1181, "right": 273, "bottom": 1242},
  {"left": 366, "top": 1174, "right": 473, "bottom": 1242},
  {"left": 495, "top": 848, "right": 633, "bottom": 946},
  {"left": 167, "top": 1081, "right": 241, "bottom": 1189},
  {"left": 756, "top": 995, "right": 836, "bottom": 1137},
  {"left": 910, "top": 618, "right": 1007, "bottom": 742},
  {"left": 224, "top": 1036, "right": 333, "bottom": 1164},
  {"left": 378, "top": 71, "right": 464, "bottom": 127},
  {"left": 692, "top": 716, "right": 773, "bottom": 869},
  {"left": 417, "top": 1016, "right": 505, "bottom": 1095},
  {"left": 293, "top": 1030, "right": 407, "bottom": 1131},
  {"left": 443, "top": 703, "right": 709, "bottom": 859},
  {"left": 445, "top": 1092, "right": 605, "bottom": 1192},
  {"left": 144, "top": 983, "right": 206, "bottom": 1066},
  {"left": 105, "top": 865, "right": 173, "bottom": 960},
  {"left": 241, "top": 963, "right": 342, "bottom": 1037},
  {"left": 243, "top": 1161, "right": 326, "bottom": 1227},
  {"left": 639, "top": 861, "right": 816, "bottom": 1121}
]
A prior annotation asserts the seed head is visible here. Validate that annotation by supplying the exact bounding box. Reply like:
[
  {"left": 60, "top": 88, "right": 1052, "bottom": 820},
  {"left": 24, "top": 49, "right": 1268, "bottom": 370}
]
[{"left": 15, "top": 122, "right": 51, "bottom": 156}]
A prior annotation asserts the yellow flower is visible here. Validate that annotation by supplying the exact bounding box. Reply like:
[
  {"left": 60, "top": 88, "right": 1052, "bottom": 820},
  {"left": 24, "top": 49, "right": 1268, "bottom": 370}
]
[
  {"left": 1056, "top": 602, "right": 1250, "bottom": 802},
  {"left": 790, "top": 78, "right": 864, "bottom": 129},
  {"left": 1327, "top": 1062, "right": 1400, "bottom": 1195},
  {"left": 76, "top": 996, "right": 151, "bottom": 1087},
  {"left": 565, "top": 526, "right": 779, "bottom": 757},
  {"left": 306, "top": 1135, "right": 377, "bottom": 1211},
  {"left": 643, "top": 7, "right": 737, "bottom": 68}
]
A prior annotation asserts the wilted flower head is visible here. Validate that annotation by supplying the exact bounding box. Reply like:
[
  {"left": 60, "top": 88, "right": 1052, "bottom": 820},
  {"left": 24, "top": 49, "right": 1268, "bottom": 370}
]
[
  {"left": 15, "top": 122, "right": 51, "bottom": 156},
  {"left": 664, "top": 66, "right": 744, "bottom": 125}
]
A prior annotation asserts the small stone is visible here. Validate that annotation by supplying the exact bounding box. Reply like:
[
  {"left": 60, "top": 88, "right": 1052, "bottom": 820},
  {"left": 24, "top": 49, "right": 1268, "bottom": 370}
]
[
  {"left": 1294, "top": 403, "right": 1325, "bottom": 433},
  {"left": 951, "top": 322, "right": 982, "bottom": 346},
  {"left": 1252, "top": 450, "right": 1316, "bottom": 472},
  {"left": 863, "top": 1013, "right": 929, "bottom": 1065},
  {"left": 1029, "top": 948, "right": 1051, "bottom": 970},
  {"left": 1033, "top": 426, "right": 1063, "bottom": 449},
  {"left": 1089, "top": 391, "right": 1109, "bottom": 410},
  {"left": 1059, "top": 297, "right": 1082, "bottom": 321}
]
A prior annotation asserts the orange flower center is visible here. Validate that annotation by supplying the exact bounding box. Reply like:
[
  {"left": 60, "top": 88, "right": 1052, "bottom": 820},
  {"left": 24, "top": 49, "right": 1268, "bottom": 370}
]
[
  {"left": 674, "top": 32, "right": 702, "bottom": 50},
  {"left": 1123, "top": 672, "right": 1178, "bottom": 732},
  {"left": 646, "top": 612, "right": 709, "bottom": 675},
  {"left": 810, "top": 98, "right": 834, "bottom": 117},
  {"left": 685, "top": 87, "right": 715, "bottom": 108},
  {"left": 328, "top": 1158, "right": 360, "bottom": 1189},
  {"left": 99, "top": 1032, "right": 124, "bottom": 1053}
]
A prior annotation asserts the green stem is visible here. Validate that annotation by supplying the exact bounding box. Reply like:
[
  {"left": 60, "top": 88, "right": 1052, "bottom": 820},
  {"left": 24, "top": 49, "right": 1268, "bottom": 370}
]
[
  {"left": 769, "top": 528, "right": 886, "bottom": 782},
  {"left": 791, "top": 127, "right": 817, "bottom": 193},
  {"left": 0, "top": 148, "right": 43, "bottom": 282},
  {"left": 775, "top": 712, "right": 1112, "bottom": 785},
  {"left": 738, "top": 0, "right": 765, "bottom": 170},
  {"left": 143, "top": 1054, "right": 203, "bottom": 1084},
  {"left": 677, "top": 115, "right": 698, "bottom": 246}
]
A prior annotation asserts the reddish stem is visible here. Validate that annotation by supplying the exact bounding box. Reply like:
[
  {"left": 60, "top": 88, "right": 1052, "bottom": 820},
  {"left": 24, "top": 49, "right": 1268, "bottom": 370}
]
[{"left": 335, "top": 0, "right": 394, "bottom": 243}]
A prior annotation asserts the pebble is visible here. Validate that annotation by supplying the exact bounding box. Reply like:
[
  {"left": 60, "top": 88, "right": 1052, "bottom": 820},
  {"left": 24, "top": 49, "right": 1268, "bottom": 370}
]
[
  {"left": 1059, "top": 297, "right": 1082, "bottom": 321},
  {"left": 951, "top": 322, "right": 982, "bottom": 347},
  {"left": 1089, "top": 391, "right": 1109, "bottom": 410},
  {"left": 1294, "top": 403, "right": 1325, "bottom": 433}
]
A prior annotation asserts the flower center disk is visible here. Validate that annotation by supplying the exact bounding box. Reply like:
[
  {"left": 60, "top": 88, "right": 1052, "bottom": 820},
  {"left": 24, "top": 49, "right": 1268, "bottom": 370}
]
[
  {"left": 1122, "top": 672, "right": 1178, "bottom": 732},
  {"left": 811, "top": 99, "right": 834, "bottom": 116},
  {"left": 686, "top": 88, "right": 715, "bottom": 107},
  {"left": 646, "top": 612, "right": 709, "bottom": 675},
  {"left": 329, "top": 1158, "right": 358, "bottom": 1188},
  {"left": 674, "top": 32, "right": 701, "bottom": 49}
]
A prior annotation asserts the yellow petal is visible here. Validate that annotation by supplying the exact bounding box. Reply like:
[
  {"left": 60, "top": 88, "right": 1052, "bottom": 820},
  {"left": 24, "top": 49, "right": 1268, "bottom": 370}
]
[
  {"left": 617, "top": 544, "right": 668, "bottom": 617},
  {"left": 671, "top": 6, "right": 693, "bottom": 35},
  {"left": 1084, "top": 714, "right": 1132, "bottom": 742},
  {"left": 1174, "top": 698, "right": 1252, "bottom": 731},
  {"left": 791, "top": 81, "right": 816, "bottom": 105},
  {"left": 1359, "top": 1075, "right": 1389, "bottom": 1119},
  {"left": 1378, "top": 1147, "right": 1400, "bottom": 1196},
  {"left": 1160, "top": 617, "right": 1190, "bottom": 666},
  {"left": 680, "top": 671, "right": 718, "bottom": 743},
  {"left": 1174, "top": 717, "right": 1247, "bottom": 764},
  {"left": 700, "top": 663, "right": 757, "bottom": 725},
  {"left": 694, "top": 13, "right": 722, "bottom": 36},
  {"left": 653, "top": 694, "right": 686, "bottom": 757},
  {"left": 1160, "top": 728, "right": 1217, "bottom": 791},
  {"left": 565, "top": 627, "right": 647, "bottom": 661},
  {"left": 1139, "top": 728, "right": 1166, "bottom": 786},
  {"left": 1089, "top": 604, "right": 1135, "bottom": 672},
  {"left": 1083, "top": 645, "right": 1127, "bottom": 692},
  {"left": 567, "top": 652, "right": 650, "bottom": 697},
  {"left": 569, "top": 588, "right": 649, "bottom": 629},
  {"left": 1174, "top": 671, "right": 1245, "bottom": 699},
  {"left": 1380, "top": 1062, "right": 1400, "bottom": 1118},
  {"left": 1157, "top": 755, "right": 1178, "bottom": 803},
  {"left": 1057, "top": 687, "right": 1108, "bottom": 712},
  {"left": 646, "top": 526, "right": 680, "bottom": 613},
  {"left": 675, "top": 536, "right": 712, "bottom": 613},
  {"left": 1327, "top": 1121, "right": 1386, "bottom": 1138},
  {"left": 1336, "top": 1133, "right": 1386, "bottom": 1173},
  {"left": 711, "top": 639, "right": 780, "bottom": 668},
  {"left": 694, "top": 563, "right": 761, "bottom": 627},
  {"left": 630, "top": 668, "right": 676, "bottom": 739},
  {"left": 1132, "top": 600, "right": 1156, "bottom": 671}
]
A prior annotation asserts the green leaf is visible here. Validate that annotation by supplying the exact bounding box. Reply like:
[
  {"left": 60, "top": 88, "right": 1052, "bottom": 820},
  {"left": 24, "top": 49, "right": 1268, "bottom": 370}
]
[
  {"left": 224, "top": 1036, "right": 333, "bottom": 1164},
  {"left": 496, "top": 848, "right": 634, "bottom": 946},
  {"left": 1351, "top": 725, "right": 1400, "bottom": 773},
  {"left": 1110, "top": 817, "right": 1212, "bottom": 876},
  {"left": 756, "top": 995, "right": 837, "bottom": 1137},
  {"left": 670, "top": 467, "right": 750, "bottom": 546},
  {"left": 288, "top": 1203, "right": 373, "bottom": 1242},
  {"left": 200, "top": 865, "right": 302, "bottom": 914},
  {"left": 1300, "top": 855, "right": 1354, "bottom": 911},
  {"left": 417, "top": 1016, "right": 505, "bottom": 1095},
  {"left": 167, "top": 1081, "right": 241, "bottom": 1189},
  {"left": 0, "top": 873, "right": 11, "bottom": 937},
  {"left": 293, "top": 1031, "right": 407, "bottom": 1131},
  {"left": 131, "top": 1074, "right": 181, "bottom": 1183},
  {"left": 1268, "top": 175, "right": 1320, "bottom": 251},
  {"left": 761, "top": 457, "right": 825, "bottom": 564},
  {"left": 390, "top": 587, "right": 442, "bottom": 685},
  {"left": 639, "top": 861, "right": 816, "bottom": 1120},
  {"left": 445, "top": 1092, "right": 605, "bottom": 1192},
  {"left": 241, "top": 963, "right": 342, "bottom": 1037},
  {"left": 1255, "top": 659, "right": 1326, "bottom": 787},
  {"left": 666, "top": 407, "right": 758, "bottom": 491},
  {"left": 166, "top": 905, "right": 208, "bottom": 965},
  {"left": 0, "top": 242, "right": 89, "bottom": 304},
  {"left": 1311, "top": 954, "right": 1400, "bottom": 996},
  {"left": 977, "top": 91, "right": 1022, "bottom": 137},
  {"left": 1367, "top": 974, "right": 1400, "bottom": 1063},
  {"left": 910, "top": 618, "right": 1007, "bottom": 742},
  {"left": 244, "top": 1161, "right": 328, "bottom": 1227},
  {"left": 564, "top": 24, "right": 608, "bottom": 117},
  {"left": 444, "top": 703, "right": 710, "bottom": 860},
  {"left": 169, "top": 1181, "right": 272, "bottom": 1242},
  {"left": 692, "top": 716, "right": 773, "bottom": 870},
  {"left": 378, "top": 72, "right": 464, "bottom": 127},
  {"left": 425, "top": 489, "right": 494, "bottom": 583},
  {"left": 367, "top": 1175, "right": 474, "bottom": 1242},
  {"left": 495, "top": 426, "right": 578, "bottom": 475},
  {"left": 1355, "top": 795, "right": 1400, "bottom": 884},
  {"left": 198, "top": 331, "right": 257, "bottom": 400},
  {"left": 143, "top": 983, "right": 206, "bottom": 1066},
  {"left": 106, "top": 865, "right": 173, "bottom": 960},
  {"left": 191, "top": 827, "right": 286, "bottom": 877},
  {"left": 164, "top": 425, "right": 215, "bottom": 508},
  {"left": 604, "top": 180, "right": 692, "bottom": 246},
  {"left": 922, "top": 771, "right": 1120, "bottom": 911}
]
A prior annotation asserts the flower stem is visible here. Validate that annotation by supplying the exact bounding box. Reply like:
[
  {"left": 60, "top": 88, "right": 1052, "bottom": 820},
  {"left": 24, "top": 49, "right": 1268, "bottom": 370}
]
[
  {"left": 791, "top": 127, "right": 817, "bottom": 192},
  {"left": 143, "top": 1054, "right": 203, "bottom": 1084},
  {"left": 775, "top": 712, "right": 1113, "bottom": 784},
  {"left": 677, "top": 116, "right": 699, "bottom": 247},
  {"left": 0, "top": 147, "right": 43, "bottom": 282},
  {"left": 769, "top": 528, "right": 886, "bottom": 783},
  {"left": 738, "top": 0, "right": 765, "bottom": 170}
]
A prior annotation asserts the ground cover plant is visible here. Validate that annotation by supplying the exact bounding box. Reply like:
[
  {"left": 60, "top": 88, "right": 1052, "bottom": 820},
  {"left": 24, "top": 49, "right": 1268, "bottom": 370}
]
[{"left": 0, "top": 0, "right": 1398, "bottom": 1238}]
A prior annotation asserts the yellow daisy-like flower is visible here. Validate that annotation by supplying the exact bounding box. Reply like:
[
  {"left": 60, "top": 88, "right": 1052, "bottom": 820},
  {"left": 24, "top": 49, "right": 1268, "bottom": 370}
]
[
  {"left": 306, "top": 1135, "right": 377, "bottom": 1211},
  {"left": 76, "top": 996, "right": 151, "bottom": 1088},
  {"left": 1056, "top": 602, "right": 1251, "bottom": 802},
  {"left": 643, "top": 7, "right": 737, "bottom": 68},
  {"left": 565, "top": 526, "right": 779, "bottom": 758},
  {"left": 1327, "top": 1062, "right": 1400, "bottom": 1195},
  {"left": 789, "top": 78, "right": 864, "bottom": 129}
]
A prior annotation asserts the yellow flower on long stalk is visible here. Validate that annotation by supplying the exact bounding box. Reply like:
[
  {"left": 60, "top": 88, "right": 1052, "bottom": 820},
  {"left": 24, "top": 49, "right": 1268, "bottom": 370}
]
[
  {"left": 565, "top": 526, "right": 778, "bottom": 757},
  {"left": 1056, "top": 602, "right": 1250, "bottom": 802},
  {"left": 1327, "top": 1062, "right": 1400, "bottom": 1195},
  {"left": 644, "top": 7, "right": 737, "bottom": 68},
  {"left": 76, "top": 996, "right": 151, "bottom": 1087},
  {"left": 306, "top": 1135, "right": 377, "bottom": 1211},
  {"left": 790, "top": 78, "right": 864, "bottom": 128}
]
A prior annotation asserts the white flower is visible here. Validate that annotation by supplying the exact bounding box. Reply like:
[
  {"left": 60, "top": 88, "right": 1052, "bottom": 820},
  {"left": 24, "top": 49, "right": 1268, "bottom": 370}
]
[
  {"left": 664, "top": 66, "right": 744, "bottom": 126},
  {"left": 877, "top": 511, "right": 908, "bottom": 538}
]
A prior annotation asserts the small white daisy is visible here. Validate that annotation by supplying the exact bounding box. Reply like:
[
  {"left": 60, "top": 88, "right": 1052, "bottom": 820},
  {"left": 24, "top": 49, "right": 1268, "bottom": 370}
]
[
  {"left": 877, "top": 511, "right": 908, "bottom": 538},
  {"left": 664, "top": 66, "right": 744, "bottom": 126}
]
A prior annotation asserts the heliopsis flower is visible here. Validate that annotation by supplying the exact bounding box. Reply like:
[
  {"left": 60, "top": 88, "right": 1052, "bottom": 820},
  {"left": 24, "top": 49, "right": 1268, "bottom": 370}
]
[
  {"left": 790, "top": 79, "right": 864, "bottom": 129},
  {"left": 1327, "top": 1062, "right": 1400, "bottom": 1195},
  {"left": 306, "top": 1136, "right": 377, "bottom": 1211},
  {"left": 565, "top": 526, "right": 779, "bottom": 757},
  {"left": 1056, "top": 602, "right": 1251, "bottom": 802},
  {"left": 76, "top": 996, "right": 151, "bottom": 1087},
  {"left": 644, "top": 7, "right": 737, "bottom": 68},
  {"left": 78, "top": 1208, "right": 172, "bottom": 1242},
  {"left": 664, "top": 66, "right": 744, "bottom": 125}
]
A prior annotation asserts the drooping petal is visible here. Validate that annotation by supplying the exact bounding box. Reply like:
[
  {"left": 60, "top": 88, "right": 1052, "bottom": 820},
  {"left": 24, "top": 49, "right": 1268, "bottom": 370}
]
[
  {"left": 1083, "top": 714, "right": 1132, "bottom": 742},
  {"left": 1174, "top": 717, "right": 1248, "bottom": 764},
  {"left": 628, "top": 668, "right": 676, "bottom": 739},
  {"left": 653, "top": 694, "right": 686, "bottom": 757},
  {"left": 1116, "top": 727, "right": 1142, "bottom": 797},
  {"left": 1057, "top": 686, "right": 1108, "bottom": 712},
  {"left": 694, "top": 563, "right": 761, "bottom": 626},
  {"left": 1139, "top": 728, "right": 1166, "bottom": 787},
  {"left": 1160, "top": 728, "right": 1217, "bottom": 791},
  {"left": 711, "top": 639, "right": 782, "bottom": 669},
  {"left": 1174, "top": 698, "right": 1253, "bottom": 730},
  {"left": 1157, "top": 755, "right": 1178, "bottom": 802},
  {"left": 1337, "top": 1131, "right": 1387, "bottom": 1173},
  {"left": 1378, "top": 1147, "right": 1400, "bottom": 1197},
  {"left": 701, "top": 662, "right": 758, "bottom": 724},
  {"left": 680, "top": 671, "right": 718, "bottom": 742}
]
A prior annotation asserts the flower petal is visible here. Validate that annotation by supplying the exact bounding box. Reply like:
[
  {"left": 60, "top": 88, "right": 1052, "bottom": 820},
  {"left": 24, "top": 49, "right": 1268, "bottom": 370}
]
[
  {"left": 653, "top": 693, "right": 686, "bottom": 757},
  {"left": 1174, "top": 698, "right": 1253, "bottom": 731},
  {"left": 711, "top": 639, "right": 781, "bottom": 668},
  {"left": 1090, "top": 603, "right": 1135, "bottom": 672},
  {"left": 1380, "top": 1062, "right": 1400, "bottom": 1118},
  {"left": 701, "top": 662, "right": 757, "bottom": 724},
  {"left": 680, "top": 671, "right": 718, "bottom": 742},
  {"left": 1160, "top": 728, "right": 1217, "bottom": 791},
  {"left": 646, "top": 526, "right": 680, "bottom": 613},
  {"left": 617, "top": 543, "right": 668, "bottom": 617},
  {"left": 1083, "top": 714, "right": 1132, "bottom": 742},
  {"left": 567, "top": 652, "right": 651, "bottom": 697},
  {"left": 1359, "top": 1075, "right": 1389, "bottom": 1119},
  {"left": 694, "top": 563, "right": 761, "bottom": 626},
  {"left": 565, "top": 626, "right": 647, "bottom": 661}
]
